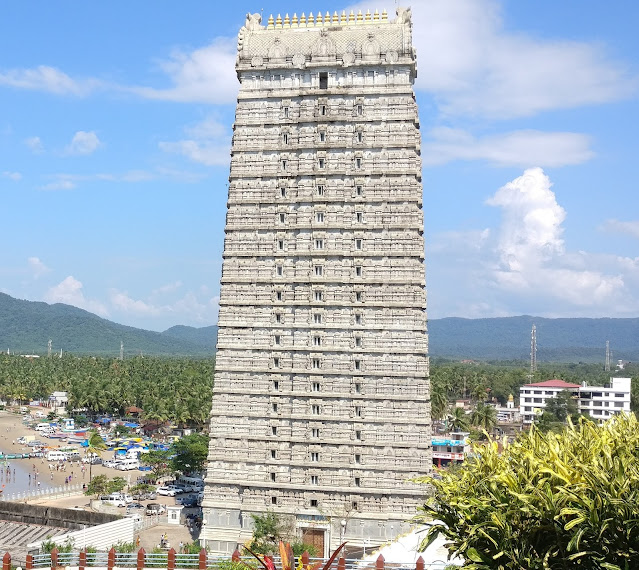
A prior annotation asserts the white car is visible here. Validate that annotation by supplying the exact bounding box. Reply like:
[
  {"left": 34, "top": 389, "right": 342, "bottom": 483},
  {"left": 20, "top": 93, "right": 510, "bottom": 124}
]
[{"left": 157, "top": 485, "right": 179, "bottom": 496}]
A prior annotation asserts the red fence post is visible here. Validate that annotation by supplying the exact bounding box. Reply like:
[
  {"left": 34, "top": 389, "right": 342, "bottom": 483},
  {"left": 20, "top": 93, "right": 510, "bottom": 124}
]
[
  {"left": 198, "top": 548, "right": 207, "bottom": 570},
  {"left": 137, "top": 547, "right": 146, "bottom": 570},
  {"left": 232, "top": 550, "right": 241, "bottom": 562},
  {"left": 415, "top": 556, "right": 424, "bottom": 570},
  {"left": 107, "top": 547, "right": 116, "bottom": 570},
  {"left": 376, "top": 554, "right": 385, "bottom": 570},
  {"left": 337, "top": 557, "right": 345, "bottom": 570},
  {"left": 167, "top": 548, "right": 176, "bottom": 570},
  {"left": 3, "top": 552, "right": 11, "bottom": 570},
  {"left": 50, "top": 547, "right": 58, "bottom": 570},
  {"left": 301, "top": 552, "right": 310, "bottom": 566},
  {"left": 26, "top": 554, "right": 34, "bottom": 570},
  {"left": 79, "top": 550, "right": 87, "bottom": 570}
]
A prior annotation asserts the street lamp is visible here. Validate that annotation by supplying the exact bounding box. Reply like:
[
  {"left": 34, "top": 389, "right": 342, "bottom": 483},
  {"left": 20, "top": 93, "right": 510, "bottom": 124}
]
[{"left": 340, "top": 519, "right": 347, "bottom": 543}]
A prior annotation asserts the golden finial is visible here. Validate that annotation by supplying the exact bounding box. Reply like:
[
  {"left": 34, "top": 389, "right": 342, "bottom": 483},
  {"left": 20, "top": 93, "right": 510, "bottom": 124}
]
[
  {"left": 348, "top": 10, "right": 355, "bottom": 23},
  {"left": 316, "top": 12, "right": 322, "bottom": 26},
  {"left": 307, "top": 12, "right": 314, "bottom": 26},
  {"left": 275, "top": 14, "right": 282, "bottom": 28},
  {"left": 283, "top": 13, "right": 290, "bottom": 27},
  {"left": 292, "top": 13, "right": 298, "bottom": 27},
  {"left": 340, "top": 10, "right": 347, "bottom": 24},
  {"left": 325, "top": 11, "right": 331, "bottom": 25},
  {"left": 356, "top": 9, "right": 364, "bottom": 24},
  {"left": 381, "top": 9, "right": 388, "bottom": 22},
  {"left": 332, "top": 11, "right": 339, "bottom": 24},
  {"left": 300, "top": 12, "right": 306, "bottom": 26},
  {"left": 267, "top": 14, "right": 275, "bottom": 29},
  {"left": 365, "top": 9, "right": 372, "bottom": 23},
  {"left": 373, "top": 9, "right": 380, "bottom": 22}
]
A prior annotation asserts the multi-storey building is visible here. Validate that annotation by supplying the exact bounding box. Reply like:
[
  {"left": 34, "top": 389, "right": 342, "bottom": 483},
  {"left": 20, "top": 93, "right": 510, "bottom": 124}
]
[
  {"left": 520, "top": 377, "right": 631, "bottom": 424},
  {"left": 201, "top": 7, "right": 430, "bottom": 555}
]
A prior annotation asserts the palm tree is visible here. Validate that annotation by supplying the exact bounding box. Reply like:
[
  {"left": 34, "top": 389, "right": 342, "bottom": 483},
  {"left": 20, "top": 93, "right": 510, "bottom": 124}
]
[
  {"left": 447, "top": 406, "right": 470, "bottom": 432},
  {"left": 430, "top": 383, "right": 449, "bottom": 421},
  {"left": 470, "top": 402, "right": 497, "bottom": 432},
  {"left": 86, "top": 429, "right": 107, "bottom": 481}
]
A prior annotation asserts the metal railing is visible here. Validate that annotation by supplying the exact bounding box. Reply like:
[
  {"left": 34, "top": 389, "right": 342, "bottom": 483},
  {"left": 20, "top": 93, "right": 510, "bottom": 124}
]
[
  {"left": 0, "top": 483, "right": 83, "bottom": 502},
  {"left": 19, "top": 551, "right": 455, "bottom": 570}
]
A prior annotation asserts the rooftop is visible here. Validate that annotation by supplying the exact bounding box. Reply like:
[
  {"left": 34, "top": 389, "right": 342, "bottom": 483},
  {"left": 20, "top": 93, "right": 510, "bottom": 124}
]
[{"left": 524, "top": 379, "right": 581, "bottom": 389}]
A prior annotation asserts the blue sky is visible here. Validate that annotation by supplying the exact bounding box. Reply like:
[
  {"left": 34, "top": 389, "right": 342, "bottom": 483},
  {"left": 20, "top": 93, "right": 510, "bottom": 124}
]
[{"left": 0, "top": 1, "right": 637, "bottom": 332}]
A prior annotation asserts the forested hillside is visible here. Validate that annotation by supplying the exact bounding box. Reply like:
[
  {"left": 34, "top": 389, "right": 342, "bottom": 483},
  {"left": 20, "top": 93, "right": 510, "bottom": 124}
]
[
  {"left": 1, "top": 293, "right": 637, "bottom": 361},
  {"left": 0, "top": 293, "right": 210, "bottom": 356}
]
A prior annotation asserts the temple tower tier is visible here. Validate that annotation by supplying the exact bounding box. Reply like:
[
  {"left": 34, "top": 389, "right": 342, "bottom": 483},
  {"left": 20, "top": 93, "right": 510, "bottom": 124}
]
[{"left": 201, "top": 6, "right": 431, "bottom": 556}]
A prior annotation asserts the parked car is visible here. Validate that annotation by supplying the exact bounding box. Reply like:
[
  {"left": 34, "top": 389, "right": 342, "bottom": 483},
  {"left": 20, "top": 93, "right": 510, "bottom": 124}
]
[
  {"left": 157, "top": 485, "right": 179, "bottom": 496},
  {"left": 146, "top": 503, "right": 166, "bottom": 515},
  {"left": 126, "top": 502, "right": 144, "bottom": 512},
  {"left": 100, "top": 493, "right": 126, "bottom": 507},
  {"left": 177, "top": 495, "right": 199, "bottom": 508}
]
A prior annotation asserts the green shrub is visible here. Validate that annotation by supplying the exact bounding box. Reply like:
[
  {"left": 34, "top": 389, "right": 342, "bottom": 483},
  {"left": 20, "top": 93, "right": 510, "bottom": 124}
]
[{"left": 415, "top": 413, "right": 639, "bottom": 569}]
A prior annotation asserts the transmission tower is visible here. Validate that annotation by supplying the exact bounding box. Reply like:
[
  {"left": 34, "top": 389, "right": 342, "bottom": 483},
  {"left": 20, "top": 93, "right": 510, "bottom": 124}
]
[
  {"left": 605, "top": 340, "right": 611, "bottom": 372},
  {"left": 47, "top": 339, "right": 52, "bottom": 358},
  {"left": 530, "top": 324, "right": 537, "bottom": 377}
]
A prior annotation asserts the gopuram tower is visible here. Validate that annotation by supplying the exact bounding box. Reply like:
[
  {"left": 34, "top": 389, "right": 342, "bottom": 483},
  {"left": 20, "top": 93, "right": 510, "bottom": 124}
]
[{"left": 201, "top": 7, "right": 431, "bottom": 556}]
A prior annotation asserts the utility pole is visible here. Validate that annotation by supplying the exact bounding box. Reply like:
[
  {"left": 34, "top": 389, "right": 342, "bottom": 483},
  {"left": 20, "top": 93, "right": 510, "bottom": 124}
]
[{"left": 530, "top": 324, "right": 537, "bottom": 377}]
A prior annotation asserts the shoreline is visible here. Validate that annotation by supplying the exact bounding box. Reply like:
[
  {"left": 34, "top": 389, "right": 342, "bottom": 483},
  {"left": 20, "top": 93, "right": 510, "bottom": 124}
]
[{"left": 0, "top": 410, "right": 132, "bottom": 494}]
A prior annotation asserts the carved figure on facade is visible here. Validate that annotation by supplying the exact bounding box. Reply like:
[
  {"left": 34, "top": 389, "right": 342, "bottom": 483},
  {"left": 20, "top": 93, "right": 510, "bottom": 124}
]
[
  {"left": 362, "top": 33, "right": 381, "bottom": 61},
  {"left": 268, "top": 38, "right": 287, "bottom": 62},
  {"left": 395, "top": 6, "right": 412, "bottom": 24},
  {"left": 311, "top": 29, "right": 337, "bottom": 61}
]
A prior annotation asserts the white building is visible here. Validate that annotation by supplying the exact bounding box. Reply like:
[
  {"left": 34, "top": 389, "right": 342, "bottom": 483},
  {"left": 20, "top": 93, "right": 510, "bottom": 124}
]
[
  {"left": 202, "top": 7, "right": 430, "bottom": 556},
  {"left": 520, "top": 377, "right": 631, "bottom": 424}
]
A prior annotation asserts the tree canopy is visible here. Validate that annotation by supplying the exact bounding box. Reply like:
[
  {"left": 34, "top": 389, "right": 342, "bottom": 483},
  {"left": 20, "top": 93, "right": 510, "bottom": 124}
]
[
  {"left": 415, "top": 414, "right": 639, "bottom": 569},
  {"left": 170, "top": 433, "right": 209, "bottom": 474}
]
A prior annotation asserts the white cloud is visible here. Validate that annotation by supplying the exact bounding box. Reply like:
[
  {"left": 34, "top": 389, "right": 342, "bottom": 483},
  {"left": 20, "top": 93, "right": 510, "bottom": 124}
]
[
  {"left": 159, "top": 115, "right": 231, "bottom": 166},
  {"left": 44, "top": 276, "right": 109, "bottom": 316},
  {"left": 110, "top": 291, "right": 162, "bottom": 317},
  {"left": 486, "top": 167, "right": 566, "bottom": 271},
  {"left": 0, "top": 65, "right": 100, "bottom": 96},
  {"left": 1, "top": 171, "right": 21, "bottom": 181},
  {"left": 422, "top": 128, "right": 594, "bottom": 167},
  {"left": 348, "top": 0, "right": 636, "bottom": 119},
  {"left": 65, "top": 131, "right": 101, "bottom": 155},
  {"left": 109, "top": 288, "right": 219, "bottom": 326},
  {"left": 151, "top": 281, "right": 184, "bottom": 296},
  {"left": 25, "top": 136, "right": 43, "bottom": 153},
  {"left": 39, "top": 178, "right": 76, "bottom": 191},
  {"left": 128, "top": 38, "right": 239, "bottom": 104},
  {"left": 599, "top": 219, "right": 639, "bottom": 239},
  {"left": 159, "top": 140, "right": 230, "bottom": 166},
  {"left": 487, "top": 168, "right": 629, "bottom": 307},
  {"left": 428, "top": 168, "right": 639, "bottom": 317},
  {"left": 27, "top": 257, "right": 51, "bottom": 279}
]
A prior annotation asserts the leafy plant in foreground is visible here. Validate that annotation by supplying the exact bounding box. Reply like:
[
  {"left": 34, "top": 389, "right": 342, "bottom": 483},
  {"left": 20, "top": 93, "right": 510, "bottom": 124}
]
[{"left": 415, "top": 413, "right": 639, "bottom": 569}]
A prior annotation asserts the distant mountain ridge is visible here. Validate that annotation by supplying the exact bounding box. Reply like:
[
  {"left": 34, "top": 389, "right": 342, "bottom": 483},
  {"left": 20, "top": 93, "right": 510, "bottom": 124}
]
[
  {"left": 428, "top": 316, "right": 639, "bottom": 362},
  {"left": 0, "top": 293, "right": 636, "bottom": 361},
  {"left": 0, "top": 293, "right": 215, "bottom": 356}
]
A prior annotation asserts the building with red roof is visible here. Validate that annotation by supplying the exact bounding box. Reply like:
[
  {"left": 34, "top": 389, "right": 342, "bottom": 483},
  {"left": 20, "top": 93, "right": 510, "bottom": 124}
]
[{"left": 520, "top": 377, "right": 631, "bottom": 424}]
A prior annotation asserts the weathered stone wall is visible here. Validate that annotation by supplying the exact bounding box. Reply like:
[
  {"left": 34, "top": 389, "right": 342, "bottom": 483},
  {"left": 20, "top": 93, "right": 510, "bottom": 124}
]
[
  {"left": 202, "top": 6, "right": 430, "bottom": 555},
  {"left": 0, "top": 501, "right": 119, "bottom": 530}
]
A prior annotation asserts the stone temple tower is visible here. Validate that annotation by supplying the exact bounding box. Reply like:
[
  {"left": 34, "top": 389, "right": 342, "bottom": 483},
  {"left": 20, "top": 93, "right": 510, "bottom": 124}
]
[{"left": 201, "top": 7, "right": 430, "bottom": 556}]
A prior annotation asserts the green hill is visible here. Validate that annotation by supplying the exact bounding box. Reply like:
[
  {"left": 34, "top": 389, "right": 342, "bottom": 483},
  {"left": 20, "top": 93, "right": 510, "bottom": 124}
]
[
  {"left": 0, "top": 293, "right": 211, "bottom": 356},
  {"left": 428, "top": 316, "right": 639, "bottom": 362},
  {"left": 0, "top": 293, "right": 637, "bottom": 361}
]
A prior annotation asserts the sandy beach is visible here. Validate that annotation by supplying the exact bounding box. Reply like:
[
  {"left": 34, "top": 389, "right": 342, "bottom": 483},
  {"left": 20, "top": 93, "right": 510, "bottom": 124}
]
[{"left": 0, "top": 409, "right": 145, "bottom": 494}]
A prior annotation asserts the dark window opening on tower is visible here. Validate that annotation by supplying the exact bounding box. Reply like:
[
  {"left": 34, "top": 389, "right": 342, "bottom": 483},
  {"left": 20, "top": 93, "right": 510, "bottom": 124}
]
[{"left": 319, "top": 72, "right": 328, "bottom": 89}]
